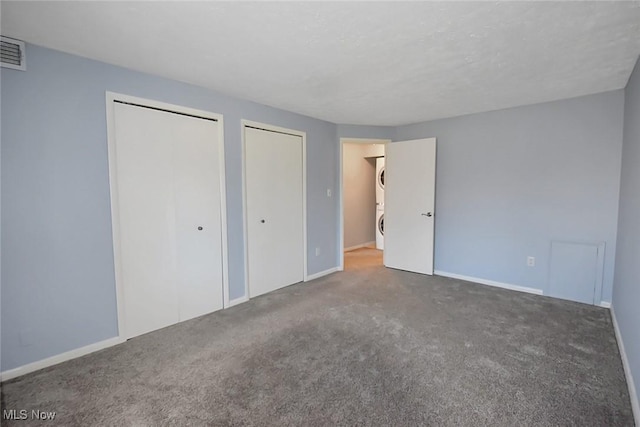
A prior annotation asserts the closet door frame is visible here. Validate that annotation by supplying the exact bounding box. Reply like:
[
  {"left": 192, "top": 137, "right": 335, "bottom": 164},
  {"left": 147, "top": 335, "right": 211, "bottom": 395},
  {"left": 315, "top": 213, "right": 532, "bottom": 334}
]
[
  {"left": 105, "top": 92, "right": 229, "bottom": 340},
  {"left": 240, "top": 120, "right": 308, "bottom": 302}
]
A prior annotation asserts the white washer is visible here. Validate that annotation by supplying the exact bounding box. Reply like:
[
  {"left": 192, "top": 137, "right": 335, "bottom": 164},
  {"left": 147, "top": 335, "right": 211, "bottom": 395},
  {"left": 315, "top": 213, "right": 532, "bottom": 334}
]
[
  {"left": 376, "top": 206, "right": 384, "bottom": 250},
  {"left": 375, "top": 157, "right": 385, "bottom": 205}
]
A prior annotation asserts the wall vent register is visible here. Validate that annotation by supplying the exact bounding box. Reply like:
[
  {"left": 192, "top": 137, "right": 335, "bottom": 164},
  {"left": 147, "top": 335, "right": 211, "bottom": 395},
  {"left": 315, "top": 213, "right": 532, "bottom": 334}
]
[{"left": 1, "top": 36, "right": 26, "bottom": 71}]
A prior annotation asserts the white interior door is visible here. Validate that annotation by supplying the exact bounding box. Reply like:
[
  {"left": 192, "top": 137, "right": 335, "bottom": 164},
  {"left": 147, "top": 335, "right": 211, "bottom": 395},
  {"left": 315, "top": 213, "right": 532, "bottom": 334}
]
[
  {"left": 384, "top": 138, "right": 436, "bottom": 275},
  {"left": 245, "top": 126, "right": 304, "bottom": 298},
  {"left": 113, "top": 102, "right": 223, "bottom": 339}
]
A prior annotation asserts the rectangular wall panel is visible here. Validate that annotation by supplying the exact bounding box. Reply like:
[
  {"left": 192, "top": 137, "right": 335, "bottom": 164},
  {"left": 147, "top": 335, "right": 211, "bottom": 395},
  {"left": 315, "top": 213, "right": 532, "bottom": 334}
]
[{"left": 549, "top": 241, "right": 602, "bottom": 305}]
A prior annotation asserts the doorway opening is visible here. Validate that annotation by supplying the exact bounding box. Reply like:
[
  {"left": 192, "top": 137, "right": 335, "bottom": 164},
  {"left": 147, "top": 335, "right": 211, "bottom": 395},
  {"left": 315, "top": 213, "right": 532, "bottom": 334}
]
[{"left": 339, "top": 138, "right": 390, "bottom": 271}]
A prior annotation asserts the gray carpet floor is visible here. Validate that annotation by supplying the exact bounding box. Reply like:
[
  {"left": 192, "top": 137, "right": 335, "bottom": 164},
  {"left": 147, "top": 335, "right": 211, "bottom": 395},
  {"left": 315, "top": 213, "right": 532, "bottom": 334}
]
[{"left": 1, "top": 250, "right": 634, "bottom": 426}]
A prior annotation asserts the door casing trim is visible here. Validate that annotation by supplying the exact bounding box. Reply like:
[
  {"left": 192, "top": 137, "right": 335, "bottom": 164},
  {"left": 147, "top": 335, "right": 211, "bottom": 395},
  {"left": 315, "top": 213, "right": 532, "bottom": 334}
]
[{"left": 338, "top": 138, "right": 391, "bottom": 271}]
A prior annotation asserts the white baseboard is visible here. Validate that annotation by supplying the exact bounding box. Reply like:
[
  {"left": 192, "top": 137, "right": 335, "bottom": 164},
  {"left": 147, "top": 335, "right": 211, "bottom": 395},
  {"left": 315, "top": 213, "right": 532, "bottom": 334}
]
[
  {"left": 610, "top": 305, "right": 640, "bottom": 425},
  {"left": 227, "top": 268, "right": 340, "bottom": 306},
  {"left": 305, "top": 267, "right": 339, "bottom": 281},
  {"left": 599, "top": 301, "right": 612, "bottom": 309},
  {"left": 227, "top": 296, "right": 249, "bottom": 308},
  {"left": 344, "top": 241, "right": 376, "bottom": 252},
  {"left": 434, "top": 270, "right": 544, "bottom": 296},
  {"left": 1, "top": 336, "right": 124, "bottom": 382},
  {"left": 2, "top": 293, "right": 267, "bottom": 382}
]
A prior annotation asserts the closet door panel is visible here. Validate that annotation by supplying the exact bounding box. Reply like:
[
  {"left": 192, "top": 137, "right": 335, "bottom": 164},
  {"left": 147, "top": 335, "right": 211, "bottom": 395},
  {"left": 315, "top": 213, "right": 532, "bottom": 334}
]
[
  {"left": 114, "top": 103, "right": 180, "bottom": 339},
  {"left": 172, "top": 117, "right": 224, "bottom": 321},
  {"left": 113, "top": 101, "right": 224, "bottom": 339},
  {"left": 245, "top": 127, "right": 304, "bottom": 298}
]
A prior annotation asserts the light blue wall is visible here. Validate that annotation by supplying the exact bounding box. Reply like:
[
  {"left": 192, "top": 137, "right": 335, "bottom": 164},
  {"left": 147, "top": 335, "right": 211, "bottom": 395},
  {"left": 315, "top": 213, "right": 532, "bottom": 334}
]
[
  {"left": 395, "top": 92, "right": 624, "bottom": 302},
  {"left": 1, "top": 44, "right": 338, "bottom": 371},
  {"left": 613, "top": 55, "right": 640, "bottom": 409},
  {"left": 337, "top": 124, "right": 395, "bottom": 141},
  {"left": 1, "top": 42, "right": 631, "bottom": 375}
]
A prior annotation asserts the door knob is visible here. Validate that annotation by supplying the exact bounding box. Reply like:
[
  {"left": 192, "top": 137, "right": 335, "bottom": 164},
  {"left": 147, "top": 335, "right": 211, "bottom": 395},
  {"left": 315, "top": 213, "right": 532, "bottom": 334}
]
[
  {"left": 421, "top": 212, "right": 433, "bottom": 217},
  {"left": 261, "top": 219, "right": 265, "bottom": 223},
  {"left": 197, "top": 226, "right": 203, "bottom": 230}
]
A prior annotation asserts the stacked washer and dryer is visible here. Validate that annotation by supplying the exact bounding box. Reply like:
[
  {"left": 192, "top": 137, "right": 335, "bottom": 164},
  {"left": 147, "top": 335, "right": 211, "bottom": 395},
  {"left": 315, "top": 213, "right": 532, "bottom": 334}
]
[{"left": 375, "top": 157, "right": 385, "bottom": 250}]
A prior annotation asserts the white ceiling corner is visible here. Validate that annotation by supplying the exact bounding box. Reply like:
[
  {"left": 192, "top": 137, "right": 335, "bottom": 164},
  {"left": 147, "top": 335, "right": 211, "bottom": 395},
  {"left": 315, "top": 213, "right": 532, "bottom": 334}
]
[{"left": 2, "top": 1, "right": 640, "bottom": 126}]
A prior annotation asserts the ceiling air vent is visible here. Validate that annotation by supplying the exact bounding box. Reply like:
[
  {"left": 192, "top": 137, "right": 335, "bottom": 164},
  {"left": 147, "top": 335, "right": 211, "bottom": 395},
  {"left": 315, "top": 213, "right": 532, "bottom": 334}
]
[{"left": 1, "top": 36, "right": 26, "bottom": 71}]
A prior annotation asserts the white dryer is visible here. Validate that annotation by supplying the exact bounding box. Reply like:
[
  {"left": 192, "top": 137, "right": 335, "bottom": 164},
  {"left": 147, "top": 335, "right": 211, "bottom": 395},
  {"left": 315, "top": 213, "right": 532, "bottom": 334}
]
[
  {"left": 375, "top": 205, "right": 384, "bottom": 250},
  {"left": 375, "top": 157, "right": 385, "bottom": 205}
]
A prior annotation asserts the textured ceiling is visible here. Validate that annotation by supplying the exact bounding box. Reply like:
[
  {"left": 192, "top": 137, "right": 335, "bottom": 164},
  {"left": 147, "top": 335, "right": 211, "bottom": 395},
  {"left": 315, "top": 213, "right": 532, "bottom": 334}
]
[{"left": 2, "top": 1, "right": 640, "bottom": 126}]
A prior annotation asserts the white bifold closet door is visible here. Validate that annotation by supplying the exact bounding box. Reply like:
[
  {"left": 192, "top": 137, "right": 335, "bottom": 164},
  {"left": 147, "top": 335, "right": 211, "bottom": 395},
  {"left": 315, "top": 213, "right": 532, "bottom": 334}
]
[
  {"left": 245, "top": 127, "right": 304, "bottom": 298},
  {"left": 113, "top": 102, "right": 223, "bottom": 339}
]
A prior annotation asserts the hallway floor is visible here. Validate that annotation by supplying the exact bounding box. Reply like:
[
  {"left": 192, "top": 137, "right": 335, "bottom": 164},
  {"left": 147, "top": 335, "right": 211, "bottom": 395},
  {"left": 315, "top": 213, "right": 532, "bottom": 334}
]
[{"left": 344, "top": 247, "right": 383, "bottom": 270}]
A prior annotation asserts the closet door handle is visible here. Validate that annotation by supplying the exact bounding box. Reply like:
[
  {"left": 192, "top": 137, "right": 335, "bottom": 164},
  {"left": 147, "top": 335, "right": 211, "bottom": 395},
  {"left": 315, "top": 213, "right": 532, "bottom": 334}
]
[{"left": 421, "top": 212, "right": 432, "bottom": 217}]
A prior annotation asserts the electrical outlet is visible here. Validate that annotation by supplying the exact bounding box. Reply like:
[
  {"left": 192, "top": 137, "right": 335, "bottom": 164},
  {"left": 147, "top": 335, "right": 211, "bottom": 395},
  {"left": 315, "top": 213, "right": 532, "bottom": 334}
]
[
  {"left": 527, "top": 256, "right": 535, "bottom": 267},
  {"left": 315, "top": 247, "right": 320, "bottom": 256}
]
